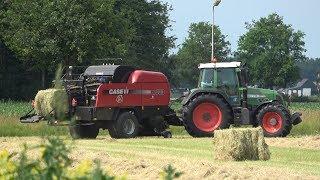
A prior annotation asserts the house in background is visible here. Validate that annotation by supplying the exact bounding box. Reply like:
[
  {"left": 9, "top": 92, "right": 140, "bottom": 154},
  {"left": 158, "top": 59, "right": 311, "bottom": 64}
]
[{"left": 285, "top": 79, "right": 319, "bottom": 97}]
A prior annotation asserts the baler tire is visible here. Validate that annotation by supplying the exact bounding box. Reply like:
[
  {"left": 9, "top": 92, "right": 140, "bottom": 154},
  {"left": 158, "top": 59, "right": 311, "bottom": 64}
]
[
  {"left": 257, "top": 104, "right": 292, "bottom": 137},
  {"left": 162, "top": 131, "right": 172, "bottom": 138},
  {"left": 109, "top": 111, "right": 140, "bottom": 139},
  {"left": 69, "top": 123, "right": 99, "bottom": 139},
  {"left": 138, "top": 127, "right": 159, "bottom": 136},
  {"left": 108, "top": 126, "right": 119, "bottom": 138},
  {"left": 183, "top": 94, "right": 232, "bottom": 137}
]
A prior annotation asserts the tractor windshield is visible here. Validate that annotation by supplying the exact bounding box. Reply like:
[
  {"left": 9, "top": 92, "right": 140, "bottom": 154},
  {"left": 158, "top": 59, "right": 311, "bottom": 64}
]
[{"left": 198, "top": 68, "right": 214, "bottom": 88}]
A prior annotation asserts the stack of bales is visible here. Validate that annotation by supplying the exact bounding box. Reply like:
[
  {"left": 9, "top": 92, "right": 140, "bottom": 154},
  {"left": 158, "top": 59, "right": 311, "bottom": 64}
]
[
  {"left": 213, "top": 128, "right": 270, "bottom": 161},
  {"left": 34, "top": 89, "right": 68, "bottom": 120}
]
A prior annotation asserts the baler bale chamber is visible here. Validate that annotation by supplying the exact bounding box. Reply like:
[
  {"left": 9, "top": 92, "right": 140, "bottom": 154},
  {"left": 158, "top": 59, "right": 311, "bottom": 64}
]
[{"left": 21, "top": 65, "right": 183, "bottom": 139}]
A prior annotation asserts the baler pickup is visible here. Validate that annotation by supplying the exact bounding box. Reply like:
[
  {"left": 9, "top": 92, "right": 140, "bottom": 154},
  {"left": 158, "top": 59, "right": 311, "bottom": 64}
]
[{"left": 20, "top": 109, "right": 42, "bottom": 123}]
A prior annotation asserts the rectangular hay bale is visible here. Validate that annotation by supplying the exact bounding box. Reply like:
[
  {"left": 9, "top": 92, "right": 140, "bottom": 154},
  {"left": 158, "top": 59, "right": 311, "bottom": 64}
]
[
  {"left": 213, "top": 128, "right": 270, "bottom": 161},
  {"left": 34, "top": 89, "right": 68, "bottom": 119}
]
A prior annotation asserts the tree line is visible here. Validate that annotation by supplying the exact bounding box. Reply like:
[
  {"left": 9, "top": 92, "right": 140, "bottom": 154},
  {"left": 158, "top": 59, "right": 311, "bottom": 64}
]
[
  {"left": 0, "top": 0, "right": 318, "bottom": 100},
  {"left": 173, "top": 14, "right": 311, "bottom": 89},
  {"left": 0, "top": 0, "right": 174, "bottom": 100}
]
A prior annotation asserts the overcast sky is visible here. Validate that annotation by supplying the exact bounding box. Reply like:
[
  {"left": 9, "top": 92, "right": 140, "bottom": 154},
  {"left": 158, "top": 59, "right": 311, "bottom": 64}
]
[{"left": 162, "top": 0, "right": 320, "bottom": 58}]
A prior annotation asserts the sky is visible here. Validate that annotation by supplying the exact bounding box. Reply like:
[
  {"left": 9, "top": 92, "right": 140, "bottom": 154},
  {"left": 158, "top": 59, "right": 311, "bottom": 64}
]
[{"left": 162, "top": 0, "right": 320, "bottom": 58}]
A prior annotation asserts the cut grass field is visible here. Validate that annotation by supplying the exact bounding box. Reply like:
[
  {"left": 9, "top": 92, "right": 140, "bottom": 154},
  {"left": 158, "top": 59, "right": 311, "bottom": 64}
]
[
  {"left": 0, "top": 101, "right": 320, "bottom": 179},
  {"left": 1, "top": 136, "right": 320, "bottom": 179}
]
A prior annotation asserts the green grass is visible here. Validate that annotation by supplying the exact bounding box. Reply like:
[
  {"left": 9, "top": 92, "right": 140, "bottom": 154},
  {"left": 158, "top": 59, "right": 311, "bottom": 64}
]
[
  {"left": 290, "top": 102, "right": 320, "bottom": 111},
  {"left": 0, "top": 100, "right": 68, "bottom": 137},
  {"left": 0, "top": 101, "right": 319, "bottom": 137},
  {"left": 0, "top": 116, "right": 68, "bottom": 137},
  {"left": 0, "top": 100, "right": 31, "bottom": 117},
  {"left": 288, "top": 102, "right": 320, "bottom": 136}
]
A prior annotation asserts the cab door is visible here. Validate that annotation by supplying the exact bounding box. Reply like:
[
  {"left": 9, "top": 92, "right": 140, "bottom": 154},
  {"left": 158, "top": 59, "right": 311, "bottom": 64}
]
[{"left": 216, "top": 68, "right": 241, "bottom": 106}]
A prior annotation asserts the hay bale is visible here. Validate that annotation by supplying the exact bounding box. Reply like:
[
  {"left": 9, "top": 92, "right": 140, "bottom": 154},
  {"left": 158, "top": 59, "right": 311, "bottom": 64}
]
[
  {"left": 34, "top": 89, "right": 68, "bottom": 119},
  {"left": 213, "top": 128, "right": 270, "bottom": 161}
]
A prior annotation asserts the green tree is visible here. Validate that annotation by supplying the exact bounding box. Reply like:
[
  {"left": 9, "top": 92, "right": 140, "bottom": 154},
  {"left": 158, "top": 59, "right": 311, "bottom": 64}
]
[
  {"left": 237, "top": 13, "right": 306, "bottom": 88},
  {"left": 297, "top": 58, "right": 320, "bottom": 82},
  {"left": 115, "top": 0, "right": 175, "bottom": 72},
  {"left": 174, "top": 22, "right": 230, "bottom": 87},
  {"left": 0, "top": 0, "right": 174, "bottom": 89},
  {"left": 0, "top": 0, "right": 134, "bottom": 87}
]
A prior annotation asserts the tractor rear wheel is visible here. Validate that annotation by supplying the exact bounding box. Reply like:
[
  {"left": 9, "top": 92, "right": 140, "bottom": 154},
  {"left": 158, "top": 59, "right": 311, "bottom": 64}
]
[
  {"left": 257, "top": 104, "right": 292, "bottom": 137},
  {"left": 183, "top": 94, "right": 232, "bottom": 137},
  {"left": 109, "top": 111, "right": 140, "bottom": 139},
  {"left": 69, "top": 123, "right": 99, "bottom": 139}
]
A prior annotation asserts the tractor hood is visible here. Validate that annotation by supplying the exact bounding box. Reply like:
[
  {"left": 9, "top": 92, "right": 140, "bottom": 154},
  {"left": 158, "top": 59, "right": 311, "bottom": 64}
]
[
  {"left": 247, "top": 87, "right": 277, "bottom": 100},
  {"left": 246, "top": 87, "right": 285, "bottom": 106}
]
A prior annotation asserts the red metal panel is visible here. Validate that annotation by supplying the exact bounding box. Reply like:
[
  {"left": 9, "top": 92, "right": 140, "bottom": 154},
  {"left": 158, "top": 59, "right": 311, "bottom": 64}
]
[
  {"left": 128, "top": 70, "right": 168, "bottom": 83},
  {"left": 95, "top": 83, "right": 142, "bottom": 108},
  {"left": 141, "top": 83, "right": 170, "bottom": 106},
  {"left": 95, "top": 70, "right": 171, "bottom": 108}
]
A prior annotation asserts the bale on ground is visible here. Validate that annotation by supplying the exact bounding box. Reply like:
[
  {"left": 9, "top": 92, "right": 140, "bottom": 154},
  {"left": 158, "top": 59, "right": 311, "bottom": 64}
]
[
  {"left": 34, "top": 89, "right": 68, "bottom": 119},
  {"left": 213, "top": 127, "right": 270, "bottom": 161}
]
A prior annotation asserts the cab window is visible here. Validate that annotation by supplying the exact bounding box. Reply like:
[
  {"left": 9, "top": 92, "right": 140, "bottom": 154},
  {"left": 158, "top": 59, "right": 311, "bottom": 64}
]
[
  {"left": 217, "top": 68, "right": 238, "bottom": 95},
  {"left": 198, "top": 68, "right": 214, "bottom": 88}
]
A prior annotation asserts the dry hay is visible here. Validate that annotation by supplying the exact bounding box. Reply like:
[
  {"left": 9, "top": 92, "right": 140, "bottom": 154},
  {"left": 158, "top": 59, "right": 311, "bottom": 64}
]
[
  {"left": 34, "top": 89, "right": 68, "bottom": 119},
  {"left": 213, "top": 127, "right": 270, "bottom": 161},
  {"left": 266, "top": 135, "right": 320, "bottom": 150},
  {"left": 1, "top": 137, "right": 319, "bottom": 180}
]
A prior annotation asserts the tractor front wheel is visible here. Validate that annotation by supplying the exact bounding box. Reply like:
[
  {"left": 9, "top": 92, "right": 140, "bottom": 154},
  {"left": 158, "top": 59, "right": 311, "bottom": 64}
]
[
  {"left": 109, "top": 111, "right": 140, "bottom": 139},
  {"left": 257, "top": 104, "right": 292, "bottom": 137},
  {"left": 69, "top": 123, "right": 99, "bottom": 139},
  {"left": 183, "top": 94, "right": 232, "bottom": 137}
]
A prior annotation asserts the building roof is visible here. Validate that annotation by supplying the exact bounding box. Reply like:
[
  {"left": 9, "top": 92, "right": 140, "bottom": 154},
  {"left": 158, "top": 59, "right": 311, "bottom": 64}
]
[
  {"left": 288, "top": 79, "right": 316, "bottom": 90},
  {"left": 199, "top": 62, "right": 241, "bottom": 69},
  {"left": 295, "top": 79, "right": 309, "bottom": 88}
]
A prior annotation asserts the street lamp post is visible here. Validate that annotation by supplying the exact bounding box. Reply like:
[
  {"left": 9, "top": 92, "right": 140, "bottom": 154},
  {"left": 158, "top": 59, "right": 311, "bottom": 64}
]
[{"left": 211, "top": 0, "right": 221, "bottom": 63}]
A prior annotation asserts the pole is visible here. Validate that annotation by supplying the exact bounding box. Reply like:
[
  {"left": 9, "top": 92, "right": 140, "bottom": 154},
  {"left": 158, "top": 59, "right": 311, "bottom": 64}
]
[{"left": 211, "top": 5, "right": 215, "bottom": 63}]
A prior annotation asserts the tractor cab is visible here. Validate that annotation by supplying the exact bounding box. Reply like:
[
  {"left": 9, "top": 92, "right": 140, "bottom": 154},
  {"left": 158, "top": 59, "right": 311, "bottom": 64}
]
[{"left": 198, "top": 62, "right": 244, "bottom": 107}]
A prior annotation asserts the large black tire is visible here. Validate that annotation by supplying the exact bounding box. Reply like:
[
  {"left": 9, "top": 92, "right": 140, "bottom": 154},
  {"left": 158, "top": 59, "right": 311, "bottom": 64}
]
[
  {"left": 109, "top": 111, "right": 140, "bottom": 139},
  {"left": 256, "top": 104, "right": 292, "bottom": 137},
  {"left": 69, "top": 123, "right": 99, "bottom": 139},
  {"left": 183, "top": 94, "right": 232, "bottom": 137}
]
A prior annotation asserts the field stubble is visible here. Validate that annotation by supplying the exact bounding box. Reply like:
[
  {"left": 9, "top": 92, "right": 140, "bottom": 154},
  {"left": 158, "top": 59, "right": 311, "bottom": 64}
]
[{"left": 1, "top": 136, "right": 320, "bottom": 179}]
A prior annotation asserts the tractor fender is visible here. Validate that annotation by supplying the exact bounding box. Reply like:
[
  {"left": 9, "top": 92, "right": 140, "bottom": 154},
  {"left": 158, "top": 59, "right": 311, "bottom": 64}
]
[
  {"left": 253, "top": 101, "right": 274, "bottom": 116},
  {"left": 182, "top": 89, "right": 231, "bottom": 106}
]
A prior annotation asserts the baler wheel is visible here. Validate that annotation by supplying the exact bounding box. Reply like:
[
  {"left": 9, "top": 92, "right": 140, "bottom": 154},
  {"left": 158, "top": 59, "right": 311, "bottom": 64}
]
[
  {"left": 109, "top": 111, "right": 140, "bottom": 139},
  {"left": 69, "top": 123, "right": 99, "bottom": 139}
]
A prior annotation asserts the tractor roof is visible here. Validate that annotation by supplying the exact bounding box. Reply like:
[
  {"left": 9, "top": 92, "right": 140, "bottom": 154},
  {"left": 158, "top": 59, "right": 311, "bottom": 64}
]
[{"left": 198, "top": 62, "right": 241, "bottom": 69}]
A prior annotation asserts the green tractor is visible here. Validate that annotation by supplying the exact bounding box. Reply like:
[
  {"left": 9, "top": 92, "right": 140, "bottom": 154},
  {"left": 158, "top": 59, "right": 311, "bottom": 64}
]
[{"left": 182, "top": 62, "right": 302, "bottom": 137}]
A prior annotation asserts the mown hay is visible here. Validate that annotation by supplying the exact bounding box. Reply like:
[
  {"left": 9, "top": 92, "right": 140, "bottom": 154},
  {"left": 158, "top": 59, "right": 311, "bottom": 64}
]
[
  {"left": 213, "top": 128, "right": 270, "bottom": 161},
  {"left": 34, "top": 89, "right": 68, "bottom": 119}
]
